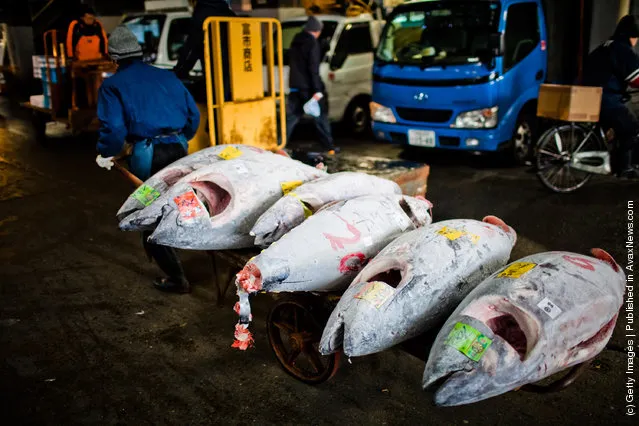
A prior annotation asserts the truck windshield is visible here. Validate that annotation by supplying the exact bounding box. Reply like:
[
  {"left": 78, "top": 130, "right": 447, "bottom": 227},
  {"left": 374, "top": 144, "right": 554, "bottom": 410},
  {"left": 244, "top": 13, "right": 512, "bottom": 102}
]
[
  {"left": 376, "top": 1, "right": 501, "bottom": 66},
  {"left": 122, "top": 14, "right": 167, "bottom": 60}
]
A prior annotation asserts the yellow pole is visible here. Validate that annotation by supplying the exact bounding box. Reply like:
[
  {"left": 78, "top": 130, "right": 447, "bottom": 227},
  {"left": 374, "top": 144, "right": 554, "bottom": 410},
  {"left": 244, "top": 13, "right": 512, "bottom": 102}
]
[
  {"left": 267, "top": 22, "right": 275, "bottom": 98},
  {"left": 203, "top": 20, "right": 216, "bottom": 145},
  {"left": 213, "top": 21, "right": 226, "bottom": 145},
  {"left": 619, "top": 0, "right": 631, "bottom": 21},
  {"left": 275, "top": 21, "right": 286, "bottom": 149}
]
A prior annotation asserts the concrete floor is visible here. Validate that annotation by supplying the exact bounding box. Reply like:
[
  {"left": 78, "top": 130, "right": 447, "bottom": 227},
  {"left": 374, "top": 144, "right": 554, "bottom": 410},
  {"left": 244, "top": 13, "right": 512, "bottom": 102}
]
[{"left": 0, "top": 102, "right": 636, "bottom": 425}]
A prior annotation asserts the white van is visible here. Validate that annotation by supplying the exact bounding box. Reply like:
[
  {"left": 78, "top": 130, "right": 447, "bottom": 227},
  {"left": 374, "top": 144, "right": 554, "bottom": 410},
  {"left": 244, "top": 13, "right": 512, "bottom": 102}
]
[
  {"left": 120, "top": 9, "right": 382, "bottom": 135},
  {"left": 268, "top": 14, "right": 383, "bottom": 135},
  {"left": 121, "top": 11, "right": 201, "bottom": 74}
]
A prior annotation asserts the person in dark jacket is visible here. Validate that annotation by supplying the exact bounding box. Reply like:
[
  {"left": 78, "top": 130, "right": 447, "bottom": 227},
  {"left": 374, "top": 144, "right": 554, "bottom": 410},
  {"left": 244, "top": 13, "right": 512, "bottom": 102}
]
[
  {"left": 173, "top": 0, "right": 236, "bottom": 80},
  {"left": 582, "top": 15, "right": 639, "bottom": 178},
  {"left": 286, "top": 16, "right": 337, "bottom": 154},
  {"left": 96, "top": 26, "right": 200, "bottom": 294}
]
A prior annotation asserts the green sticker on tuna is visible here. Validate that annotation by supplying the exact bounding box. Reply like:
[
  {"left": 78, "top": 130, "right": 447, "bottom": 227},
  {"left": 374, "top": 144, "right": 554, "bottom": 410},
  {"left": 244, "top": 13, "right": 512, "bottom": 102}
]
[
  {"left": 131, "top": 184, "right": 161, "bottom": 206},
  {"left": 445, "top": 322, "right": 492, "bottom": 362}
]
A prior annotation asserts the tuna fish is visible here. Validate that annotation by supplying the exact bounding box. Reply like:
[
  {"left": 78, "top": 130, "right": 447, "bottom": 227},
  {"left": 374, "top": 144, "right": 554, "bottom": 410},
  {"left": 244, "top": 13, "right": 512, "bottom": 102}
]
[
  {"left": 118, "top": 157, "right": 326, "bottom": 250},
  {"left": 320, "top": 216, "right": 517, "bottom": 357},
  {"left": 232, "top": 194, "right": 434, "bottom": 340},
  {"left": 116, "top": 145, "right": 289, "bottom": 222},
  {"left": 422, "top": 249, "right": 625, "bottom": 406},
  {"left": 250, "top": 172, "right": 402, "bottom": 246}
]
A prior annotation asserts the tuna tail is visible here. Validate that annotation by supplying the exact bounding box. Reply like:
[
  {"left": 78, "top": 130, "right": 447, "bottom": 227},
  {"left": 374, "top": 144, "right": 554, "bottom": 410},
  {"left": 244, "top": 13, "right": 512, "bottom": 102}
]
[
  {"left": 590, "top": 248, "right": 621, "bottom": 272},
  {"left": 483, "top": 215, "right": 517, "bottom": 246},
  {"left": 400, "top": 196, "right": 433, "bottom": 228}
]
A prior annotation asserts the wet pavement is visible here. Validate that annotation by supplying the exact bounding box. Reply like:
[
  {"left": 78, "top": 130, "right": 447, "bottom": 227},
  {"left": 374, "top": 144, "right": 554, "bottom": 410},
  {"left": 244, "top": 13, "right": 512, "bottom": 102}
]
[{"left": 0, "top": 100, "right": 636, "bottom": 425}]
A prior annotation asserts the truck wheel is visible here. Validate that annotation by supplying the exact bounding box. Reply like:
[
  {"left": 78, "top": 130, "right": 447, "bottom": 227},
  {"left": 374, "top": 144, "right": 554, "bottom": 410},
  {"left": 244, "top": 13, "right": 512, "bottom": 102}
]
[
  {"left": 343, "top": 97, "right": 371, "bottom": 137},
  {"left": 509, "top": 113, "right": 536, "bottom": 165}
]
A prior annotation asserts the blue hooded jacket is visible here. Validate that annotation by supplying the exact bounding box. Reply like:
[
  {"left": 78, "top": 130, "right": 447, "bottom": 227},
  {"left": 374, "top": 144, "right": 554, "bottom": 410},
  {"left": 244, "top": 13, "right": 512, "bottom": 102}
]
[{"left": 97, "top": 60, "right": 200, "bottom": 157}]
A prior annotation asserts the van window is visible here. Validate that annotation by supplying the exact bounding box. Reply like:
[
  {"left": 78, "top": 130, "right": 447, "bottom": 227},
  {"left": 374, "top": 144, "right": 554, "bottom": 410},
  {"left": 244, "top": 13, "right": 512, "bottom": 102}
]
[
  {"left": 123, "top": 15, "right": 167, "bottom": 59},
  {"left": 330, "top": 23, "right": 373, "bottom": 70},
  {"left": 504, "top": 3, "right": 540, "bottom": 71},
  {"left": 335, "top": 23, "right": 374, "bottom": 56},
  {"left": 168, "top": 18, "right": 191, "bottom": 61}
]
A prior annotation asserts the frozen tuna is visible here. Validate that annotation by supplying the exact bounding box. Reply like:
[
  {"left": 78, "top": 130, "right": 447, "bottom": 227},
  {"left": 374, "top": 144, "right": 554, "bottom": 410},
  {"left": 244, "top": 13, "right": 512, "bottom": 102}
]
[
  {"left": 118, "top": 157, "right": 325, "bottom": 250},
  {"left": 422, "top": 249, "right": 625, "bottom": 406},
  {"left": 117, "top": 145, "right": 288, "bottom": 221},
  {"left": 251, "top": 172, "right": 402, "bottom": 246},
  {"left": 320, "top": 216, "right": 517, "bottom": 357},
  {"left": 233, "top": 194, "right": 434, "bottom": 335}
]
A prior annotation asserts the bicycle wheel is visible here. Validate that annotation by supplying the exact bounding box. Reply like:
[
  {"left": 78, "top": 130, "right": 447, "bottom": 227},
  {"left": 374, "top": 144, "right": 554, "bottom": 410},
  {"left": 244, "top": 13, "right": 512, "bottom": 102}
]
[{"left": 535, "top": 124, "right": 600, "bottom": 193}]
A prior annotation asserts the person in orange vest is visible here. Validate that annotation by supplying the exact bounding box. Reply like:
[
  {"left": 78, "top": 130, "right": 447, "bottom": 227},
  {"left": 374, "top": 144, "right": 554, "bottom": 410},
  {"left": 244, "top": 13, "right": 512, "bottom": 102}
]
[{"left": 66, "top": 5, "right": 107, "bottom": 62}]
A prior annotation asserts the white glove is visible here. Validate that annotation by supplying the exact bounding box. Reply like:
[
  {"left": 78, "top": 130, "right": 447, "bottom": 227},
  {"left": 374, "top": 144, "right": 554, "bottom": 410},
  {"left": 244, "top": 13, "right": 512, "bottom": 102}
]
[
  {"left": 303, "top": 92, "right": 324, "bottom": 118},
  {"left": 96, "top": 155, "right": 114, "bottom": 170}
]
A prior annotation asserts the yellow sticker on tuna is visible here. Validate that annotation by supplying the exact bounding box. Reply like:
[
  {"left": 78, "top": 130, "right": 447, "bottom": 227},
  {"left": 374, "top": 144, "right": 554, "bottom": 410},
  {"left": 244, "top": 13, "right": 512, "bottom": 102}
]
[
  {"left": 437, "top": 226, "right": 465, "bottom": 240},
  {"left": 280, "top": 180, "right": 303, "bottom": 195},
  {"left": 217, "top": 146, "right": 243, "bottom": 160},
  {"left": 437, "top": 226, "right": 480, "bottom": 244},
  {"left": 498, "top": 262, "right": 537, "bottom": 278},
  {"left": 354, "top": 281, "right": 394, "bottom": 309}
]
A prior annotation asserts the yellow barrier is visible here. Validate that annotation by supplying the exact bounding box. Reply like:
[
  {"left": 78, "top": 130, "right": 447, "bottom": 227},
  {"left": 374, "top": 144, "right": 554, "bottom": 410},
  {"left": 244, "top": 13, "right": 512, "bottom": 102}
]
[{"left": 203, "top": 17, "right": 286, "bottom": 150}]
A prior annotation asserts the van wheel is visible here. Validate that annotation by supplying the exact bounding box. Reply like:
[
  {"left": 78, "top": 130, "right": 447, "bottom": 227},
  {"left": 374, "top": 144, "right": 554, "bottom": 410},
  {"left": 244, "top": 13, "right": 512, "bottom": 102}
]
[
  {"left": 343, "top": 97, "right": 371, "bottom": 137},
  {"left": 509, "top": 113, "right": 536, "bottom": 165}
]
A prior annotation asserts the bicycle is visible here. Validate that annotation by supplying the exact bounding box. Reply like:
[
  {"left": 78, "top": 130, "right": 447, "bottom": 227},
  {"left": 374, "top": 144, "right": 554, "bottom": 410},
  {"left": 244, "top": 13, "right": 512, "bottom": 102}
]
[{"left": 535, "top": 92, "right": 638, "bottom": 193}]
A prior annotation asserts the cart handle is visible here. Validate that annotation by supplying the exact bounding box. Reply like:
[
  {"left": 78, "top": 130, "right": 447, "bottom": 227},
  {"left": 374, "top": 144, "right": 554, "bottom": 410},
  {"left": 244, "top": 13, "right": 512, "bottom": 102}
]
[{"left": 112, "top": 147, "right": 143, "bottom": 188}]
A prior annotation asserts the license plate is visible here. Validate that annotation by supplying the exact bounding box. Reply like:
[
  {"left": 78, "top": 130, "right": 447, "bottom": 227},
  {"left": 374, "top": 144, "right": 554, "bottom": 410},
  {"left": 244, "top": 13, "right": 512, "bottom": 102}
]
[{"left": 408, "top": 130, "right": 436, "bottom": 147}]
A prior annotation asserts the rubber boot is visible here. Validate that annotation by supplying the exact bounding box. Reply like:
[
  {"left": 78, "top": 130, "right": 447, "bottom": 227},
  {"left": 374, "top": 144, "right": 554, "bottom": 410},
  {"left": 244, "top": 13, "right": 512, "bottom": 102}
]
[{"left": 617, "top": 149, "right": 639, "bottom": 179}]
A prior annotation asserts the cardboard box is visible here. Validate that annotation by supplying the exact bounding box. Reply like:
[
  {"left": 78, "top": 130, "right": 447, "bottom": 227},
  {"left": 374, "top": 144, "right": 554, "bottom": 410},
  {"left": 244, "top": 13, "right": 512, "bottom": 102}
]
[{"left": 537, "top": 84, "right": 602, "bottom": 122}]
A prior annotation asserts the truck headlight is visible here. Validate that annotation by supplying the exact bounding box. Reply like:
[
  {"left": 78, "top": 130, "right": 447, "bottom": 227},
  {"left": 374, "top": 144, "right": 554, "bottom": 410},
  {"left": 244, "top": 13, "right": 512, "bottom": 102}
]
[
  {"left": 453, "top": 107, "right": 498, "bottom": 129},
  {"left": 370, "top": 102, "right": 397, "bottom": 124}
]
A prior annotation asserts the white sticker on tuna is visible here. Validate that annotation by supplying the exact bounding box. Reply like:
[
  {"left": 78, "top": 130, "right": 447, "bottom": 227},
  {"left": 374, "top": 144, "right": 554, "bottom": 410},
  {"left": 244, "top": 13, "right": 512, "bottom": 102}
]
[{"left": 537, "top": 297, "right": 563, "bottom": 319}]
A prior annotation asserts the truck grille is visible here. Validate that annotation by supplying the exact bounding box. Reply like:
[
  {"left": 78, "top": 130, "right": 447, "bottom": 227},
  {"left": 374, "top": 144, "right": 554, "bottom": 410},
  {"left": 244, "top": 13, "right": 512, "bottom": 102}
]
[{"left": 395, "top": 107, "right": 453, "bottom": 123}]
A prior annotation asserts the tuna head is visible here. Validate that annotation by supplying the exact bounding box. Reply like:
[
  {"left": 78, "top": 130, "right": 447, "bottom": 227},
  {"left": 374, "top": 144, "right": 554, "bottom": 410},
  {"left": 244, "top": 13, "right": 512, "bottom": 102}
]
[
  {"left": 237, "top": 194, "right": 434, "bottom": 294},
  {"left": 250, "top": 195, "right": 310, "bottom": 246},
  {"left": 115, "top": 145, "right": 275, "bottom": 223},
  {"left": 320, "top": 216, "right": 517, "bottom": 357},
  {"left": 423, "top": 248, "right": 625, "bottom": 406},
  {"left": 146, "top": 175, "right": 236, "bottom": 249},
  {"left": 116, "top": 164, "right": 196, "bottom": 222},
  {"left": 250, "top": 172, "right": 403, "bottom": 246}
]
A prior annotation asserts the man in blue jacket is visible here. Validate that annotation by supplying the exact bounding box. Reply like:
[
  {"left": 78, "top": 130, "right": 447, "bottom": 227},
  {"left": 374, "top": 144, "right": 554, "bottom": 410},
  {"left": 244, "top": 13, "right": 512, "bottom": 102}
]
[{"left": 96, "top": 26, "right": 200, "bottom": 293}]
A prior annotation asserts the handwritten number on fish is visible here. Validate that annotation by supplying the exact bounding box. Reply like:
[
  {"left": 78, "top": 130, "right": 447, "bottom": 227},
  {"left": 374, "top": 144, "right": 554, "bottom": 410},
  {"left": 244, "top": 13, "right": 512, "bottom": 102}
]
[
  {"left": 323, "top": 214, "right": 362, "bottom": 250},
  {"left": 562, "top": 255, "right": 596, "bottom": 271}
]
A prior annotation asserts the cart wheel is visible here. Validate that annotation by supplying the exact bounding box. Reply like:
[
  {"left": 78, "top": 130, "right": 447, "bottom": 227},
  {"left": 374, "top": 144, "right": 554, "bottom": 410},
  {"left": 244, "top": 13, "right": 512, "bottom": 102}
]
[
  {"left": 267, "top": 296, "right": 341, "bottom": 384},
  {"left": 31, "top": 111, "right": 49, "bottom": 146}
]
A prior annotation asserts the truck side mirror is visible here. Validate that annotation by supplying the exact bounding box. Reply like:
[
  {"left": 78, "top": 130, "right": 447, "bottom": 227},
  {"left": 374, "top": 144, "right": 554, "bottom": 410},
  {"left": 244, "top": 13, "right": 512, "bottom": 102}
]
[{"left": 489, "top": 32, "right": 505, "bottom": 57}]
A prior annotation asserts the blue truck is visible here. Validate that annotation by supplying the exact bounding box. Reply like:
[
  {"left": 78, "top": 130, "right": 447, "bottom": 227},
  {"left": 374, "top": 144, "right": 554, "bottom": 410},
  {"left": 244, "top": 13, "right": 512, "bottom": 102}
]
[{"left": 371, "top": 0, "right": 548, "bottom": 163}]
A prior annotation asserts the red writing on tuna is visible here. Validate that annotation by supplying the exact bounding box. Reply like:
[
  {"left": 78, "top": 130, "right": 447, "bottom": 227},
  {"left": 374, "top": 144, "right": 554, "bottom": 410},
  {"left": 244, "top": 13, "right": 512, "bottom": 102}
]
[
  {"left": 338, "top": 253, "right": 368, "bottom": 274},
  {"left": 323, "top": 215, "right": 362, "bottom": 250},
  {"left": 562, "top": 255, "right": 596, "bottom": 271}
]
